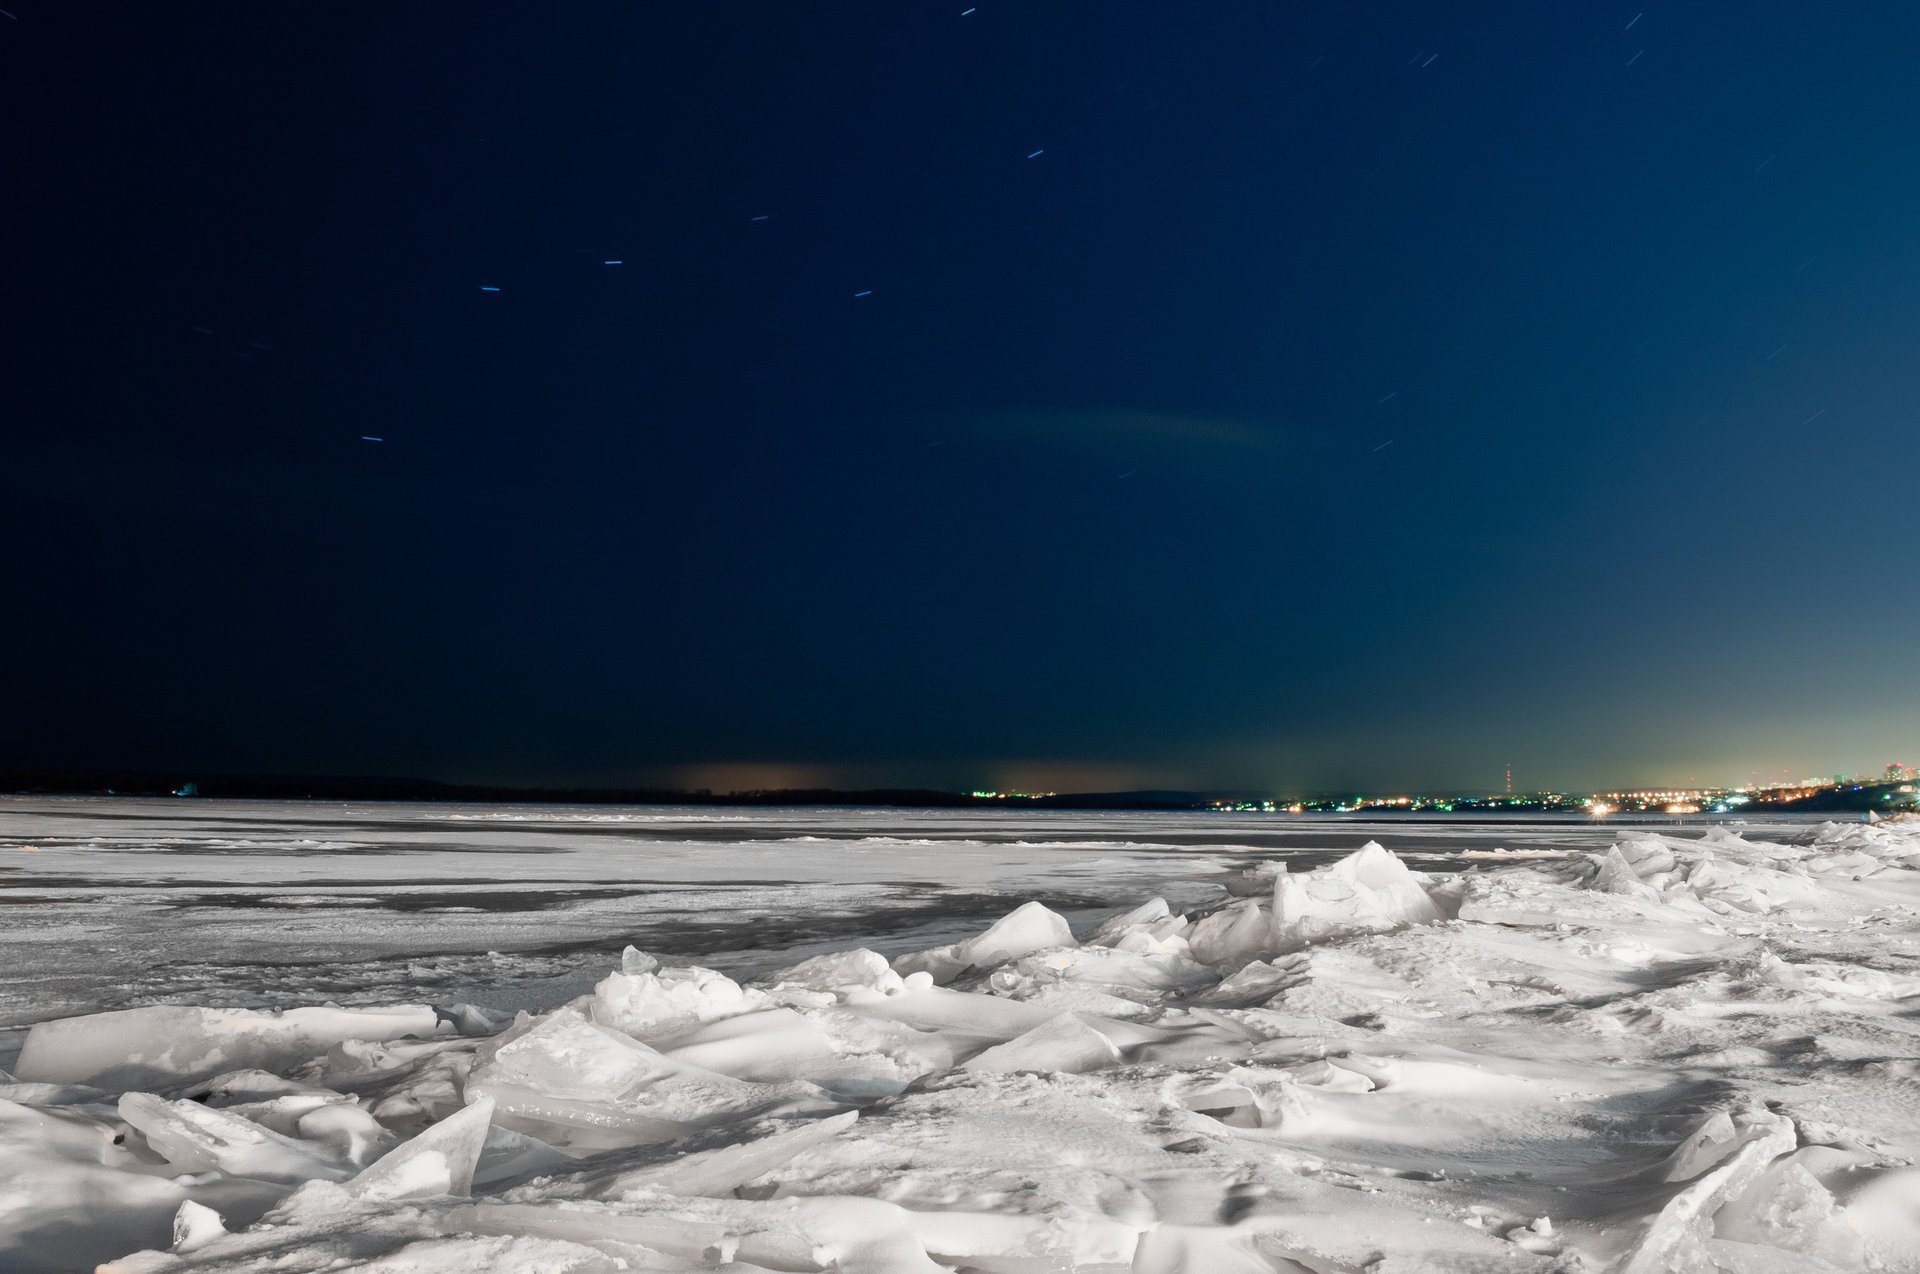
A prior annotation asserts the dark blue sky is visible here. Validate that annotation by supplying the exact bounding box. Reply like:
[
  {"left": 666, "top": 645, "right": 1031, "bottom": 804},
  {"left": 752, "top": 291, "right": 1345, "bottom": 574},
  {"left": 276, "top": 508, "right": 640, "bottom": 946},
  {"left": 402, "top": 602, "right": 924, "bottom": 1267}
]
[{"left": 5, "top": 3, "right": 1916, "bottom": 793}]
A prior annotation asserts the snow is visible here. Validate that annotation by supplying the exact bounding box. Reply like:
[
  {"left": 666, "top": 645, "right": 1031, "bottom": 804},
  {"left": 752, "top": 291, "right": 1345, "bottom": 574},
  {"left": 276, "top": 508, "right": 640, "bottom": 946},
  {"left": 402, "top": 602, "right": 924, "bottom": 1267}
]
[{"left": 6, "top": 801, "right": 1920, "bottom": 1270}]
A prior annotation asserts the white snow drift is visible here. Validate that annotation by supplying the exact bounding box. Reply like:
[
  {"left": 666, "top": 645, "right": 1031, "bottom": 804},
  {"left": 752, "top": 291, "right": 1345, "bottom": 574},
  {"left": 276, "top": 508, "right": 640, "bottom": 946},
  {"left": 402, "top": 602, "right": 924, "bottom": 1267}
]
[{"left": 6, "top": 820, "right": 1920, "bottom": 1271}]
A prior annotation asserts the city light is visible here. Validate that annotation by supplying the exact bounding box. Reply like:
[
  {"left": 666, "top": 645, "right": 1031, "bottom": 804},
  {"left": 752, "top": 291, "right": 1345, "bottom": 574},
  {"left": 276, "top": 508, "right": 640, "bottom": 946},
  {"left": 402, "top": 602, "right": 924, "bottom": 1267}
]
[{"left": 1200, "top": 766, "right": 1918, "bottom": 818}]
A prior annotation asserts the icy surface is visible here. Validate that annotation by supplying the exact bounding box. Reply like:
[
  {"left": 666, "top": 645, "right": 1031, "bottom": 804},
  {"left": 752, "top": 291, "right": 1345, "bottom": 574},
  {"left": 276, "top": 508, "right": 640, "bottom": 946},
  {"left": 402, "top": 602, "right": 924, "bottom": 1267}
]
[
  {"left": 6, "top": 801, "right": 1920, "bottom": 1270},
  {"left": 4, "top": 797, "right": 1581, "bottom": 1032}
]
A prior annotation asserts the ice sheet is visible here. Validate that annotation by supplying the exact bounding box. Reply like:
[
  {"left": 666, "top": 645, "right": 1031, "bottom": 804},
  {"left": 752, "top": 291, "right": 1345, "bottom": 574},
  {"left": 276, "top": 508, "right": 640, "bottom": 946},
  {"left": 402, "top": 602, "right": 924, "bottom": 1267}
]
[{"left": 6, "top": 799, "right": 1918, "bottom": 1271}]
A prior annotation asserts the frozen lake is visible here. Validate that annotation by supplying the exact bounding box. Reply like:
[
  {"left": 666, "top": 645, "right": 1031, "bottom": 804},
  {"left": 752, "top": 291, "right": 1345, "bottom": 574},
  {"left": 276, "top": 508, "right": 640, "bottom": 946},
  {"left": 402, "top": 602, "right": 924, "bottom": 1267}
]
[
  {"left": 0, "top": 796, "right": 1834, "bottom": 1054},
  {"left": 5, "top": 797, "right": 1919, "bottom": 1271}
]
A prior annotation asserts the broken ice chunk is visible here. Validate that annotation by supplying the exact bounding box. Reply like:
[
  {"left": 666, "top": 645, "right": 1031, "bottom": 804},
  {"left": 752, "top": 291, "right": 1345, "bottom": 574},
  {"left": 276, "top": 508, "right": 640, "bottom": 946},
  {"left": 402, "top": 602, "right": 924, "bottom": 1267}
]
[
  {"left": 17, "top": 1004, "right": 444, "bottom": 1089},
  {"left": 465, "top": 1009, "right": 836, "bottom": 1153},
  {"left": 590, "top": 963, "right": 765, "bottom": 1042},
  {"left": 772, "top": 948, "right": 905, "bottom": 997},
  {"left": 1272, "top": 842, "right": 1442, "bottom": 952},
  {"left": 1619, "top": 1109, "right": 1796, "bottom": 1274},
  {"left": 1188, "top": 898, "right": 1272, "bottom": 966},
  {"left": 961, "top": 1013, "right": 1121, "bottom": 1074},
  {"left": 118, "top": 1092, "right": 351, "bottom": 1184},
  {"left": 955, "top": 901, "right": 1076, "bottom": 965},
  {"left": 171, "top": 1199, "right": 225, "bottom": 1252},
  {"left": 346, "top": 1096, "right": 493, "bottom": 1200},
  {"left": 1088, "top": 896, "right": 1173, "bottom": 944},
  {"left": 894, "top": 901, "right": 1077, "bottom": 983},
  {"left": 294, "top": 1101, "right": 395, "bottom": 1166}
]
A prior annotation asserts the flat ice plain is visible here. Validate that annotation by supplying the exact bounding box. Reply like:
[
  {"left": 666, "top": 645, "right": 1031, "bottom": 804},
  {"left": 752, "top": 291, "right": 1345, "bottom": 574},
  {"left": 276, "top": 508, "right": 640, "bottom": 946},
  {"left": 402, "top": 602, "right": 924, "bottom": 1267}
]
[{"left": 4, "top": 799, "right": 1920, "bottom": 1272}]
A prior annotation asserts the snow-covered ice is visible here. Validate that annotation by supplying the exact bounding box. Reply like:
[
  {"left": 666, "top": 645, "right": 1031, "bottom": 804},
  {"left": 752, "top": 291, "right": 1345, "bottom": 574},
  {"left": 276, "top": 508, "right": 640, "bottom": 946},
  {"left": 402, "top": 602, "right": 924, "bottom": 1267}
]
[{"left": 6, "top": 800, "right": 1920, "bottom": 1270}]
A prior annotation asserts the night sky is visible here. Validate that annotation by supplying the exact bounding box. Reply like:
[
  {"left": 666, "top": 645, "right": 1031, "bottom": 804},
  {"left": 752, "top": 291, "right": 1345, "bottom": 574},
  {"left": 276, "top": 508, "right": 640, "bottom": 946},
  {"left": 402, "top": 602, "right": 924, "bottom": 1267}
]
[{"left": 5, "top": 3, "right": 1917, "bottom": 795}]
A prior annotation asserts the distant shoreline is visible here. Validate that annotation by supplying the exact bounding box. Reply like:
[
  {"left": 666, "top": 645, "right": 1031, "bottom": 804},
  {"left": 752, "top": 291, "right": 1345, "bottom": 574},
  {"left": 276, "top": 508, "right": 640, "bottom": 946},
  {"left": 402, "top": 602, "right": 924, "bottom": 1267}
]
[
  {"left": 1, "top": 769, "right": 1909, "bottom": 815},
  {"left": 0, "top": 770, "right": 1198, "bottom": 811}
]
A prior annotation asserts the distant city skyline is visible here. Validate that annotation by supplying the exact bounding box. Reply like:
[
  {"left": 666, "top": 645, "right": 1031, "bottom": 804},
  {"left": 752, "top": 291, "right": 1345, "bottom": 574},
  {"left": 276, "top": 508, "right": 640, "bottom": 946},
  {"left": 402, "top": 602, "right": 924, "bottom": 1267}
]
[
  {"left": 1210, "top": 761, "right": 1919, "bottom": 816},
  {"left": 619, "top": 744, "right": 1920, "bottom": 801}
]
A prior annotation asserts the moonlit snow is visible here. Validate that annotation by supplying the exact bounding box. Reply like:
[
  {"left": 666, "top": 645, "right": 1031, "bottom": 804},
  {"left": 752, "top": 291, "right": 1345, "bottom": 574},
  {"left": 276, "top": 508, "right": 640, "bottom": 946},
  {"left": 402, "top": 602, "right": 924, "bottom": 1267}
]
[{"left": 6, "top": 805, "right": 1920, "bottom": 1271}]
